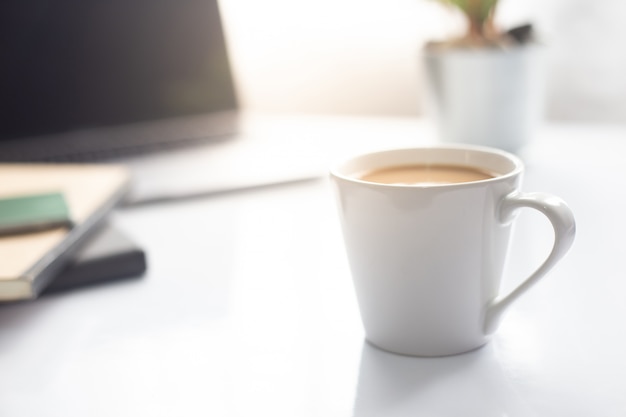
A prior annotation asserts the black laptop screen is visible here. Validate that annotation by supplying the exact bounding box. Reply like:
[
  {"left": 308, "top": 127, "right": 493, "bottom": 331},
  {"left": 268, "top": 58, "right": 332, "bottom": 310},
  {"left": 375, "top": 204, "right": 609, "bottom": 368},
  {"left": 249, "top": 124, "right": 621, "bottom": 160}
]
[{"left": 0, "top": 0, "right": 238, "bottom": 157}]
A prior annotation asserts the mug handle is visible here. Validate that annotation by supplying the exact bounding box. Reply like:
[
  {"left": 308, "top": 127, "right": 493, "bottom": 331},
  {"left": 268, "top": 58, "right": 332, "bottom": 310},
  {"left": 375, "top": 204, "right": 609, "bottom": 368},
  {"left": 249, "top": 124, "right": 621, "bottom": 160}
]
[{"left": 483, "top": 192, "right": 576, "bottom": 334}]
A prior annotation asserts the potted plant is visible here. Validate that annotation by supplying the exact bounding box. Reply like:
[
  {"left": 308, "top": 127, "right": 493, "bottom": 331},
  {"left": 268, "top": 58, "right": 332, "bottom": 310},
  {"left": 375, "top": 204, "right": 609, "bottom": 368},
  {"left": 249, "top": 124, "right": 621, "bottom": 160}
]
[{"left": 422, "top": 0, "right": 543, "bottom": 153}]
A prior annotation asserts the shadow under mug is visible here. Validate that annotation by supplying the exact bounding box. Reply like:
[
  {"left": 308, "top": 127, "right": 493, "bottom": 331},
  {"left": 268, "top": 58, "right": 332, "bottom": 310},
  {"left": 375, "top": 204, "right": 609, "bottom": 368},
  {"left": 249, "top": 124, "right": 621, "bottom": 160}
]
[{"left": 330, "top": 145, "right": 576, "bottom": 356}]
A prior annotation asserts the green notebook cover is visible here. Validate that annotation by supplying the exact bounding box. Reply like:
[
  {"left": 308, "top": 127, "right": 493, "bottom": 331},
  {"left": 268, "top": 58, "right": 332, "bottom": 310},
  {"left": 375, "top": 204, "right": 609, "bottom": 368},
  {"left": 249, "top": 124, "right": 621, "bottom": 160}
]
[{"left": 0, "top": 192, "right": 73, "bottom": 236}]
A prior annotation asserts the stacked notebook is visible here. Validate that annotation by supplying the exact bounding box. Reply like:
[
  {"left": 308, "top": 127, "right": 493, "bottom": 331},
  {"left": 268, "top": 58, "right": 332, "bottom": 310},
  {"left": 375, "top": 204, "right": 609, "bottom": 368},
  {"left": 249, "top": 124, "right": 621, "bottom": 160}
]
[
  {"left": 0, "top": 164, "right": 147, "bottom": 302},
  {"left": 43, "top": 224, "right": 147, "bottom": 294}
]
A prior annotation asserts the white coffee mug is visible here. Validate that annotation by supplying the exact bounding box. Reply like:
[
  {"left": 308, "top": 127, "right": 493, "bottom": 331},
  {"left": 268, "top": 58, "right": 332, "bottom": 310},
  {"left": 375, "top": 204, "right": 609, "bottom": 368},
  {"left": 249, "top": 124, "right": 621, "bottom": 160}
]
[{"left": 330, "top": 145, "right": 575, "bottom": 356}]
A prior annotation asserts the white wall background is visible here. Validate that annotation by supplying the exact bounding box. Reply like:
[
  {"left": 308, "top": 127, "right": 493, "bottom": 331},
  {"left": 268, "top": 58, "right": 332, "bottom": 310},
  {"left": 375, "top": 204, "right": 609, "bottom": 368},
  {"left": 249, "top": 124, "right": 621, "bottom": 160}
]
[{"left": 219, "top": 0, "right": 626, "bottom": 124}]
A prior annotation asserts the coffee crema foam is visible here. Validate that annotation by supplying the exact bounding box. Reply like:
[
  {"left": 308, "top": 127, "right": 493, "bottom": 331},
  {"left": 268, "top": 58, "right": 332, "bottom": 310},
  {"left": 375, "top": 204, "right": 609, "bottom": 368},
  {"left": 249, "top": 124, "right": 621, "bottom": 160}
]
[{"left": 359, "top": 164, "right": 497, "bottom": 185}]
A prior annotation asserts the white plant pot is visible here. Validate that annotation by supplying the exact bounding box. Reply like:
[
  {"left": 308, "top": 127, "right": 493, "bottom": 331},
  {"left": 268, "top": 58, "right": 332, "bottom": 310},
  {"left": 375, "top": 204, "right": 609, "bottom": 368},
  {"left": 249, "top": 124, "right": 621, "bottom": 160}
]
[{"left": 422, "top": 46, "right": 544, "bottom": 153}]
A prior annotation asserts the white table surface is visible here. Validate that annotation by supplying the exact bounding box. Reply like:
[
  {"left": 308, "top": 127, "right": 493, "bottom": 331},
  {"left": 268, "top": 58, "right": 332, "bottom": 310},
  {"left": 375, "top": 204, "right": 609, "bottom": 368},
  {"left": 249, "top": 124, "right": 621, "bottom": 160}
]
[{"left": 1, "top": 115, "right": 625, "bottom": 417}]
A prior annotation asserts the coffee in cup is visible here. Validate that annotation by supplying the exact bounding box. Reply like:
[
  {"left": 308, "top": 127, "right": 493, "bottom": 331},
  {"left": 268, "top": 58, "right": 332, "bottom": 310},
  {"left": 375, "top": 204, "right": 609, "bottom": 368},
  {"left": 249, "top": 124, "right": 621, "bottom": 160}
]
[
  {"left": 358, "top": 163, "right": 496, "bottom": 185},
  {"left": 331, "top": 145, "right": 576, "bottom": 356}
]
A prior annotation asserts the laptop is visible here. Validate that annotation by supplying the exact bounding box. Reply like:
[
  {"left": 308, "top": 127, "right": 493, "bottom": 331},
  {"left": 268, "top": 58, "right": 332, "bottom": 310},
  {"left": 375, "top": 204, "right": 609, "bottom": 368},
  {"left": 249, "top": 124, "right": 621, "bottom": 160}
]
[{"left": 0, "top": 0, "right": 324, "bottom": 204}]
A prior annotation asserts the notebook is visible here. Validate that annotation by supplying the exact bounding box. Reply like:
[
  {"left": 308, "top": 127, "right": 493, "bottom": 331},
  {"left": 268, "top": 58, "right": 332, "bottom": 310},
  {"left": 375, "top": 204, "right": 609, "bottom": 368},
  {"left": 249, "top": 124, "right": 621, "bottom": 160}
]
[
  {"left": 0, "top": 164, "right": 130, "bottom": 301},
  {"left": 43, "top": 225, "right": 147, "bottom": 294}
]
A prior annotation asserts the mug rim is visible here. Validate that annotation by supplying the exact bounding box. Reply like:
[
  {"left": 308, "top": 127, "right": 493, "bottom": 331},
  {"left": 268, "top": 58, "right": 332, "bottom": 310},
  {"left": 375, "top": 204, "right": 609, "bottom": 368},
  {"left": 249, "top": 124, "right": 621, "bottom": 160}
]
[{"left": 330, "top": 144, "right": 524, "bottom": 189}]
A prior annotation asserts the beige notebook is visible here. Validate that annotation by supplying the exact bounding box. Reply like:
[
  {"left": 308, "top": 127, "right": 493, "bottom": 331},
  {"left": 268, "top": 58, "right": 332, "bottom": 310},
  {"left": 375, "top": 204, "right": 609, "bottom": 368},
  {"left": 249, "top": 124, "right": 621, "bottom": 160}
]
[{"left": 0, "top": 164, "right": 130, "bottom": 301}]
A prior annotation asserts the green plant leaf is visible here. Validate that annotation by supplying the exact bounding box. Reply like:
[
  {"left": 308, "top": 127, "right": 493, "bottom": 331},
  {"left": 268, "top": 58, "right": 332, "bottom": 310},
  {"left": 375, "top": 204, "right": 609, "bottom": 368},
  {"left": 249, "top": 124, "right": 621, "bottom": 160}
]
[{"left": 437, "top": 0, "right": 498, "bottom": 30}]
